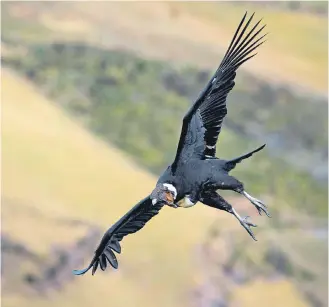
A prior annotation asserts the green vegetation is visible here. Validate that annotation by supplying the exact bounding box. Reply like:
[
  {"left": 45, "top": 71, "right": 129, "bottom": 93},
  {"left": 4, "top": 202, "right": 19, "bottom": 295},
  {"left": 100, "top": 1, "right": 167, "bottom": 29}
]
[
  {"left": 1, "top": 1, "right": 327, "bottom": 94},
  {"left": 2, "top": 42, "right": 327, "bottom": 216},
  {"left": 172, "top": 1, "right": 328, "bottom": 91},
  {"left": 1, "top": 3, "right": 327, "bottom": 307},
  {"left": 204, "top": 223, "right": 327, "bottom": 307},
  {"left": 2, "top": 69, "right": 221, "bottom": 307},
  {"left": 239, "top": 1, "right": 328, "bottom": 16}
]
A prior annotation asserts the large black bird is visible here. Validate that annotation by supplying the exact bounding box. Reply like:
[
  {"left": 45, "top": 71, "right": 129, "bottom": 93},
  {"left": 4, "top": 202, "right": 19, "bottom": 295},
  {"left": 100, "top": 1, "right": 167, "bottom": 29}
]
[{"left": 73, "top": 12, "right": 269, "bottom": 276}]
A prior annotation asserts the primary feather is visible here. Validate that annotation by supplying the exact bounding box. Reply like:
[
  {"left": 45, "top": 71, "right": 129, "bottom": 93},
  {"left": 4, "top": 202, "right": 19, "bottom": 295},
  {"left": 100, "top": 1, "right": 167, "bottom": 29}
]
[
  {"left": 172, "top": 12, "right": 267, "bottom": 171},
  {"left": 73, "top": 196, "right": 163, "bottom": 275}
]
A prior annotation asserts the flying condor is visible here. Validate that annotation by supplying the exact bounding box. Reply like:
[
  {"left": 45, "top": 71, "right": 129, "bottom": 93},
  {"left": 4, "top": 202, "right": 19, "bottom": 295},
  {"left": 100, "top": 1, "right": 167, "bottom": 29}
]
[{"left": 73, "top": 12, "right": 270, "bottom": 276}]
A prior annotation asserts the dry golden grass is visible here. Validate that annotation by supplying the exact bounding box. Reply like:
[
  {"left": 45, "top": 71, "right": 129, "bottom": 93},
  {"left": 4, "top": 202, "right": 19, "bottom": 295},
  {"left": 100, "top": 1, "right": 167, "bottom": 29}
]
[
  {"left": 4, "top": 2, "right": 327, "bottom": 94},
  {"left": 2, "top": 2, "right": 325, "bottom": 304},
  {"left": 64, "top": 2, "right": 328, "bottom": 93},
  {"left": 1, "top": 68, "right": 310, "bottom": 306},
  {"left": 1, "top": 68, "right": 221, "bottom": 307},
  {"left": 172, "top": 2, "right": 328, "bottom": 93},
  {"left": 232, "top": 279, "right": 309, "bottom": 307},
  {"left": 2, "top": 198, "right": 88, "bottom": 256}
]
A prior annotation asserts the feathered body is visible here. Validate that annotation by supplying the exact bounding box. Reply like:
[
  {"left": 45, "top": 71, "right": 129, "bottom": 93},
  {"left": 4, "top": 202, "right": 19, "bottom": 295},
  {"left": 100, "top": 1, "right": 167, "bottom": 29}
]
[{"left": 157, "top": 142, "right": 265, "bottom": 209}]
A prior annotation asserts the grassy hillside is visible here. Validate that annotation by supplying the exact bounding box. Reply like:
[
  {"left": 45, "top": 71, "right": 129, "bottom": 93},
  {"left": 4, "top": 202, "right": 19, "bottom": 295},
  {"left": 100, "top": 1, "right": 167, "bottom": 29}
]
[
  {"left": 2, "top": 68, "right": 222, "bottom": 307},
  {"left": 2, "top": 42, "right": 327, "bottom": 217},
  {"left": 200, "top": 219, "right": 328, "bottom": 307},
  {"left": 1, "top": 2, "right": 327, "bottom": 307},
  {"left": 4, "top": 68, "right": 318, "bottom": 307},
  {"left": 172, "top": 1, "right": 328, "bottom": 93},
  {"left": 1, "top": 1, "right": 327, "bottom": 94},
  {"left": 193, "top": 221, "right": 327, "bottom": 307}
]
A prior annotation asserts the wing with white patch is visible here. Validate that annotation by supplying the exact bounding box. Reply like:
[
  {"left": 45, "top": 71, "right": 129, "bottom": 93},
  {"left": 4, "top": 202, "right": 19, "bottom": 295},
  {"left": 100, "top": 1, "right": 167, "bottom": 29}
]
[
  {"left": 72, "top": 195, "right": 163, "bottom": 275},
  {"left": 171, "top": 12, "right": 266, "bottom": 171}
]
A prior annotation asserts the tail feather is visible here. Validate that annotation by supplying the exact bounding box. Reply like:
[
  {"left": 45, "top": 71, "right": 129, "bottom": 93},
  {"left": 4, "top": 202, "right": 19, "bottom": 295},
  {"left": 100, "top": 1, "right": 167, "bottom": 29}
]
[{"left": 224, "top": 144, "right": 266, "bottom": 171}]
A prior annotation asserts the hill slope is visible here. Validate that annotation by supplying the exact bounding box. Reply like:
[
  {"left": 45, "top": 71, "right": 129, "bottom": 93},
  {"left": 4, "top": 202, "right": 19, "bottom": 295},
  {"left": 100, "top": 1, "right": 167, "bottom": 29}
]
[
  {"left": 2, "top": 68, "right": 228, "bottom": 307},
  {"left": 2, "top": 69, "right": 313, "bottom": 307},
  {"left": 1, "top": 1, "right": 327, "bottom": 94}
]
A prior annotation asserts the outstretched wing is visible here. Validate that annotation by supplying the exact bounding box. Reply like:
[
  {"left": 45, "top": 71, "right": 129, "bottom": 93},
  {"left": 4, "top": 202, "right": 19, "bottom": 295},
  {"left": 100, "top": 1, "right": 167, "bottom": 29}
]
[
  {"left": 171, "top": 12, "right": 266, "bottom": 172},
  {"left": 73, "top": 196, "right": 163, "bottom": 275}
]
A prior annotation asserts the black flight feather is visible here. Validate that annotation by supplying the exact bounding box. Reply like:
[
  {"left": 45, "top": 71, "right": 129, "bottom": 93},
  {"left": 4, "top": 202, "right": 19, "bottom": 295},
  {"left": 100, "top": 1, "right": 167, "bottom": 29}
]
[
  {"left": 72, "top": 196, "right": 163, "bottom": 275},
  {"left": 72, "top": 12, "right": 268, "bottom": 277},
  {"left": 171, "top": 12, "right": 266, "bottom": 171}
]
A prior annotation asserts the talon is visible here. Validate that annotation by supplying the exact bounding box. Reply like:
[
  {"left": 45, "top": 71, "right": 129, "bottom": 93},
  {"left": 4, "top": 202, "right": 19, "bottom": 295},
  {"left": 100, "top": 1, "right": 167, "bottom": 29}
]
[
  {"left": 242, "top": 191, "right": 271, "bottom": 218},
  {"left": 240, "top": 217, "right": 257, "bottom": 241},
  {"left": 232, "top": 208, "right": 257, "bottom": 241},
  {"left": 252, "top": 200, "right": 271, "bottom": 217},
  {"left": 242, "top": 216, "right": 257, "bottom": 228},
  {"left": 240, "top": 216, "right": 257, "bottom": 240},
  {"left": 257, "top": 207, "right": 263, "bottom": 216}
]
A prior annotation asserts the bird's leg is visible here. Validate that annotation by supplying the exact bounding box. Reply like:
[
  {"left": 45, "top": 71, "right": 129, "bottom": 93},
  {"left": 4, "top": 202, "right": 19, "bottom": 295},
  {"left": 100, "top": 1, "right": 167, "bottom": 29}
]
[
  {"left": 212, "top": 175, "right": 270, "bottom": 217},
  {"left": 200, "top": 190, "right": 257, "bottom": 241},
  {"left": 239, "top": 190, "right": 270, "bottom": 217}
]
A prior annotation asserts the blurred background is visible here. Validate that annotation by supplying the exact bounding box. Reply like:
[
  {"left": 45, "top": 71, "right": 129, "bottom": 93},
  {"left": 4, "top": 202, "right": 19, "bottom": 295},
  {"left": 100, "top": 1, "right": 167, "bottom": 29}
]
[{"left": 1, "top": 1, "right": 328, "bottom": 307}]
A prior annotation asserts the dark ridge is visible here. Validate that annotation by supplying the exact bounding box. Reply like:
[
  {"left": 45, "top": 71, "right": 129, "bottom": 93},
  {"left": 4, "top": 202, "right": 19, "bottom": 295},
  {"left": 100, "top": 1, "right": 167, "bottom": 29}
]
[{"left": 2, "top": 227, "right": 102, "bottom": 295}]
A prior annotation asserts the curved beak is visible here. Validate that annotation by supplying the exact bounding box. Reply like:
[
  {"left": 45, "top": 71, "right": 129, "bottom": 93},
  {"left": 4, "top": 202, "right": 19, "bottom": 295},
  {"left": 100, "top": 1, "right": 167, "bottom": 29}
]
[{"left": 165, "top": 191, "right": 174, "bottom": 205}]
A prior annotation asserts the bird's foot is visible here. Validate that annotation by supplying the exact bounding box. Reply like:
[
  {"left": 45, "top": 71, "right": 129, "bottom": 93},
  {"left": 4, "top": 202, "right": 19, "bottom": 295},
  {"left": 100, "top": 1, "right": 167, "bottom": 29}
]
[
  {"left": 232, "top": 208, "right": 257, "bottom": 241},
  {"left": 240, "top": 216, "right": 257, "bottom": 241},
  {"left": 242, "top": 191, "right": 271, "bottom": 217}
]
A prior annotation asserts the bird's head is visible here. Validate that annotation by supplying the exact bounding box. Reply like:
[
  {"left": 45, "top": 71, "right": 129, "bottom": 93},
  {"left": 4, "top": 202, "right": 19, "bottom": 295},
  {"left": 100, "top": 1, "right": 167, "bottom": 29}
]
[{"left": 150, "top": 183, "right": 177, "bottom": 206}]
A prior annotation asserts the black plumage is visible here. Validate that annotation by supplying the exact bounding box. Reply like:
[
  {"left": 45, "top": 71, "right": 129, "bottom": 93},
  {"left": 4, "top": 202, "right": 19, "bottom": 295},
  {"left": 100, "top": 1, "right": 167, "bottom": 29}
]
[
  {"left": 73, "top": 12, "right": 270, "bottom": 276},
  {"left": 172, "top": 12, "right": 266, "bottom": 166},
  {"left": 74, "top": 197, "right": 163, "bottom": 275}
]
